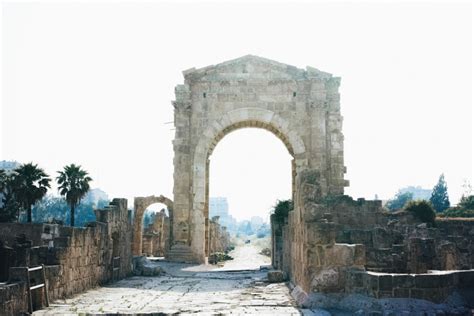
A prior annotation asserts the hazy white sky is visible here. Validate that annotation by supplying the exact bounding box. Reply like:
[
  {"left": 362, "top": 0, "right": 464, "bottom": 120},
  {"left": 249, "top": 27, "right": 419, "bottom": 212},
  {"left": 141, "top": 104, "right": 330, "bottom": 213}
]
[{"left": 1, "top": 1, "right": 472, "bottom": 221}]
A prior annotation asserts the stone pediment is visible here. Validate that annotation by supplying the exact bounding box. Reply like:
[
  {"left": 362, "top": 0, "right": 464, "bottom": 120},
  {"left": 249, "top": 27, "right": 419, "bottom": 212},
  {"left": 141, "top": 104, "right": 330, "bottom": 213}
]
[{"left": 183, "top": 55, "right": 333, "bottom": 82}]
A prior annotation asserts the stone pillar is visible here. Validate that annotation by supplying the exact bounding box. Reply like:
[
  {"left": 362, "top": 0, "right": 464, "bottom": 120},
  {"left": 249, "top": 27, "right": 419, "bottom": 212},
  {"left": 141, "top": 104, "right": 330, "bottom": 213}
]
[
  {"left": 204, "top": 159, "right": 210, "bottom": 257},
  {"left": 408, "top": 237, "right": 435, "bottom": 273},
  {"left": 168, "top": 90, "right": 196, "bottom": 262},
  {"left": 132, "top": 204, "right": 145, "bottom": 256}
]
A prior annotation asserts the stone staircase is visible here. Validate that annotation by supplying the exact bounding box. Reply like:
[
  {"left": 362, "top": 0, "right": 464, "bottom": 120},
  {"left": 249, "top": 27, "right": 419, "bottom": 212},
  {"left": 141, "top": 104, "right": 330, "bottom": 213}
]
[{"left": 166, "top": 244, "right": 196, "bottom": 263}]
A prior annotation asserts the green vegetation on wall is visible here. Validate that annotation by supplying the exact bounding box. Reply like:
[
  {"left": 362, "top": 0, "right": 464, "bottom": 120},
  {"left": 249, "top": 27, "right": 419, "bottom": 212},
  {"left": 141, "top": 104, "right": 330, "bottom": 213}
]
[
  {"left": 404, "top": 200, "right": 436, "bottom": 224},
  {"left": 271, "top": 199, "right": 293, "bottom": 224}
]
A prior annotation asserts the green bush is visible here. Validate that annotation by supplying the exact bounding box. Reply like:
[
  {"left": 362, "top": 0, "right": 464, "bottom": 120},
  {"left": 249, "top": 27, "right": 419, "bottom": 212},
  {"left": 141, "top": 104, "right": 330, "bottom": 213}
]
[
  {"left": 208, "top": 252, "right": 233, "bottom": 264},
  {"left": 440, "top": 207, "right": 474, "bottom": 218},
  {"left": 386, "top": 191, "right": 414, "bottom": 211},
  {"left": 271, "top": 199, "right": 293, "bottom": 224},
  {"left": 404, "top": 200, "right": 436, "bottom": 224},
  {"left": 458, "top": 195, "right": 474, "bottom": 210}
]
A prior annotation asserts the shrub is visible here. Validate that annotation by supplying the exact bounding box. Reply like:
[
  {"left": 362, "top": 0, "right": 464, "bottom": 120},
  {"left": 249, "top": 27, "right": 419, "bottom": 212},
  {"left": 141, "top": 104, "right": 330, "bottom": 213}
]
[
  {"left": 440, "top": 207, "right": 474, "bottom": 218},
  {"left": 271, "top": 199, "right": 293, "bottom": 224},
  {"left": 208, "top": 252, "right": 233, "bottom": 264},
  {"left": 386, "top": 191, "right": 414, "bottom": 211},
  {"left": 458, "top": 195, "right": 474, "bottom": 210},
  {"left": 404, "top": 200, "right": 436, "bottom": 224}
]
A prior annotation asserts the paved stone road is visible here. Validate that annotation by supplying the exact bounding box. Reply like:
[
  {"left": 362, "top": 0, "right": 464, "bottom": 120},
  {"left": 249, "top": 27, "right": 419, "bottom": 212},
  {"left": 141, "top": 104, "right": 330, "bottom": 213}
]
[{"left": 34, "top": 244, "right": 302, "bottom": 315}]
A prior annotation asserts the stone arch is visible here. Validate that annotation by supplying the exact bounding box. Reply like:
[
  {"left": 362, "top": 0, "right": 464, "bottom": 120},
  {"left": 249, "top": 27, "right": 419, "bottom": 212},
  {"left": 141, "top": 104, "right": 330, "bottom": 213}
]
[
  {"left": 132, "top": 195, "right": 173, "bottom": 256},
  {"left": 170, "top": 55, "right": 347, "bottom": 263},
  {"left": 190, "top": 108, "right": 307, "bottom": 261}
]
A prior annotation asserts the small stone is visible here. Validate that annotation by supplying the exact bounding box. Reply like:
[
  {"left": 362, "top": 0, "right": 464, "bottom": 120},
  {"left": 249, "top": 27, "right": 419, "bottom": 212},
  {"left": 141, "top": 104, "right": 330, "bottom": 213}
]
[{"left": 268, "top": 270, "right": 286, "bottom": 283}]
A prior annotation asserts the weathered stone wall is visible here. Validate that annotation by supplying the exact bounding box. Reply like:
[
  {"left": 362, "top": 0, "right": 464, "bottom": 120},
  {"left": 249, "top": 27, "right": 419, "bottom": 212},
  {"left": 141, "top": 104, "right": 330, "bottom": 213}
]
[
  {"left": 132, "top": 195, "right": 173, "bottom": 256},
  {"left": 346, "top": 269, "right": 474, "bottom": 303},
  {"left": 172, "top": 55, "right": 348, "bottom": 262},
  {"left": 208, "top": 216, "right": 230, "bottom": 254},
  {"left": 334, "top": 205, "right": 474, "bottom": 273},
  {"left": 0, "top": 282, "right": 28, "bottom": 315},
  {"left": 0, "top": 198, "right": 133, "bottom": 315},
  {"left": 274, "top": 169, "right": 474, "bottom": 303},
  {"left": 277, "top": 170, "right": 365, "bottom": 293},
  {"left": 142, "top": 209, "right": 170, "bottom": 257},
  {"left": 0, "top": 223, "right": 60, "bottom": 248},
  {"left": 270, "top": 215, "right": 284, "bottom": 271}
]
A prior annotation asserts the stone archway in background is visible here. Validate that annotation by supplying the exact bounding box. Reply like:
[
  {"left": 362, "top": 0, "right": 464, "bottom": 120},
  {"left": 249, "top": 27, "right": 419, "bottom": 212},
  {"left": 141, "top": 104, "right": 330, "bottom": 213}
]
[
  {"left": 132, "top": 195, "right": 173, "bottom": 256},
  {"left": 170, "top": 55, "right": 348, "bottom": 263}
]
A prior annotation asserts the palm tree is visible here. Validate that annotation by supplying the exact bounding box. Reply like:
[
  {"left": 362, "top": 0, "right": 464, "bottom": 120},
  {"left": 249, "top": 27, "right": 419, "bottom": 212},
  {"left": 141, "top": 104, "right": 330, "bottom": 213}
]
[
  {"left": 11, "top": 163, "right": 51, "bottom": 223},
  {"left": 57, "top": 164, "right": 92, "bottom": 227}
]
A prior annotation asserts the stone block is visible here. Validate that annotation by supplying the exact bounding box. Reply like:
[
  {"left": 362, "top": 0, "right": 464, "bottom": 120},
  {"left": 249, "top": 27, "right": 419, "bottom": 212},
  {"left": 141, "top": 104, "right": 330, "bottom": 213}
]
[
  {"left": 378, "top": 274, "right": 393, "bottom": 291},
  {"left": 457, "top": 270, "right": 474, "bottom": 288},
  {"left": 393, "top": 287, "right": 410, "bottom": 298},
  {"left": 268, "top": 270, "right": 286, "bottom": 283},
  {"left": 346, "top": 269, "right": 365, "bottom": 288},
  {"left": 306, "top": 223, "right": 336, "bottom": 246},
  {"left": 392, "top": 274, "right": 414, "bottom": 288},
  {"left": 141, "top": 265, "right": 163, "bottom": 277},
  {"left": 364, "top": 273, "right": 379, "bottom": 295},
  {"left": 311, "top": 268, "right": 343, "bottom": 292},
  {"left": 415, "top": 274, "right": 441, "bottom": 289}
]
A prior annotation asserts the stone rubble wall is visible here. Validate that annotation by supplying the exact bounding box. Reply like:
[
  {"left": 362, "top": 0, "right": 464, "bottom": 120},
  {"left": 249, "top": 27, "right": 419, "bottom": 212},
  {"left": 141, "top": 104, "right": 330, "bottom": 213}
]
[
  {"left": 208, "top": 217, "right": 231, "bottom": 254},
  {"left": 142, "top": 210, "right": 170, "bottom": 257},
  {"left": 0, "top": 198, "right": 133, "bottom": 315},
  {"left": 346, "top": 269, "right": 474, "bottom": 303},
  {"left": 335, "top": 208, "right": 474, "bottom": 273},
  {"left": 273, "top": 169, "right": 474, "bottom": 304}
]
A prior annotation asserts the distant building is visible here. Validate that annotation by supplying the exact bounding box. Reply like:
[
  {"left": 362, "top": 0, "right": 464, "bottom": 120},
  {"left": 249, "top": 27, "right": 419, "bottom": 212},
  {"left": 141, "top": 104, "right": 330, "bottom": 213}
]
[
  {"left": 209, "top": 197, "right": 229, "bottom": 217},
  {"left": 209, "top": 197, "right": 237, "bottom": 233},
  {"left": 82, "top": 188, "right": 109, "bottom": 206},
  {"left": 0, "top": 160, "right": 21, "bottom": 173},
  {"left": 399, "top": 186, "right": 432, "bottom": 200},
  {"left": 250, "top": 216, "right": 264, "bottom": 231}
]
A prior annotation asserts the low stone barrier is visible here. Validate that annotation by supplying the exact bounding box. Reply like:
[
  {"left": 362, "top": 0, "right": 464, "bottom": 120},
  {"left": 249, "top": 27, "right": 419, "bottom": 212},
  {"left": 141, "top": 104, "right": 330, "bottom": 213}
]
[{"left": 346, "top": 269, "right": 474, "bottom": 303}]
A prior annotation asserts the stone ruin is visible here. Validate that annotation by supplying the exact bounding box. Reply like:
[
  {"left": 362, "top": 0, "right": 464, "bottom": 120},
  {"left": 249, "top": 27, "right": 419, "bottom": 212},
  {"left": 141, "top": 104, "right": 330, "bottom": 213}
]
[
  {"left": 169, "top": 55, "right": 473, "bottom": 312},
  {"left": 272, "top": 170, "right": 474, "bottom": 312},
  {"left": 0, "top": 199, "right": 133, "bottom": 314},
  {"left": 208, "top": 216, "right": 231, "bottom": 257},
  {"left": 142, "top": 208, "right": 170, "bottom": 257},
  {"left": 170, "top": 55, "right": 347, "bottom": 263},
  {"left": 0, "top": 55, "right": 473, "bottom": 314}
]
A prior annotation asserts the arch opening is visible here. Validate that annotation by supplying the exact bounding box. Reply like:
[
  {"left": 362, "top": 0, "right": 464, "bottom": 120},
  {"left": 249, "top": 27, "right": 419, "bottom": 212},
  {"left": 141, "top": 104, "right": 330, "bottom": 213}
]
[
  {"left": 132, "top": 195, "right": 174, "bottom": 256},
  {"left": 207, "top": 127, "right": 293, "bottom": 266},
  {"left": 142, "top": 203, "right": 170, "bottom": 257},
  {"left": 190, "top": 112, "right": 306, "bottom": 262}
]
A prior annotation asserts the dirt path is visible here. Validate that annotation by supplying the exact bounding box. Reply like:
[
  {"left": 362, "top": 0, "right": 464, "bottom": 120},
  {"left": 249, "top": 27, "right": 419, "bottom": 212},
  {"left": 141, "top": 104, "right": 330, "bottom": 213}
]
[{"left": 217, "top": 241, "right": 271, "bottom": 271}]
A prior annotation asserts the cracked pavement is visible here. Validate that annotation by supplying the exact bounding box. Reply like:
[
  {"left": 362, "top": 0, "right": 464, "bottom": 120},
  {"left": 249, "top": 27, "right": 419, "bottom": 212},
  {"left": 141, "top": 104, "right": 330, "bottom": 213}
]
[{"left": 34, "top": 243, "right": 303, "bottom": 315}]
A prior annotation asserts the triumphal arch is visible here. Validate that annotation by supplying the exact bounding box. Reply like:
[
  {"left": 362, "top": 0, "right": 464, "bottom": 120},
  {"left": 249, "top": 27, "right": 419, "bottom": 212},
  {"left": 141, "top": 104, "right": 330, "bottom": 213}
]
[{"left": 168, "top": 55, "right": 347, "bottom": 263}]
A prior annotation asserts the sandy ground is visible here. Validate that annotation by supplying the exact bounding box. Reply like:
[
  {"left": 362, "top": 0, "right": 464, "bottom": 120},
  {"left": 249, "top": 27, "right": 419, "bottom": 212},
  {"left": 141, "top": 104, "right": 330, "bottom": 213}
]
[
  {"left": 33, "top": 243, "right": 303, "bottom": 315},
  {"left": 216, "top": 240, "right": 271, "bottom": 271}
]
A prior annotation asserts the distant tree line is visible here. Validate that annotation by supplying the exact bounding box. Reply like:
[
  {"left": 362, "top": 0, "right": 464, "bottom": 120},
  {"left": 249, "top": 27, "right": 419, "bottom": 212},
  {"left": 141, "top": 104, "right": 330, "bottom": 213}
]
[
  {"left": 386, "top": 174, "right": 474, "bottom": 218},
  {"left": 0, "top": 162, "right": 94, "bottom": 226}
]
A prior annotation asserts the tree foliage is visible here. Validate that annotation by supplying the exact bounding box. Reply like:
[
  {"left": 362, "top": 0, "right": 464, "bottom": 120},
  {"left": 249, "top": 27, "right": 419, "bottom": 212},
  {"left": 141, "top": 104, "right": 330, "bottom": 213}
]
[
  {"left": 405, "top": 200, "right": 436, "bottom": 224},
  {"left": 459, "top": 195, "right": 474, "bottom": 210},
  {"left": 29, "top": 195, "right": 108, "bottom": 226},
  {"left": 271, "top": 199, "right": 293, "bottom": 223},
  {"left": 57, "top": 164, "right": 92, "bottom": 226},
  {"left": 386, "top": 191, "right": 413, "bottom": 211},
  {"left": 0, "top": 169, "right": 20, "bottom": 222},
  {"left": 430, "top": 174, "right": 450, "bottom": 213},
  {"left": 8, "top": 163, "right": 51, "bottom": 223},
  {"left": 440, "top": 195, "right": 474, "bottom": 218}
]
